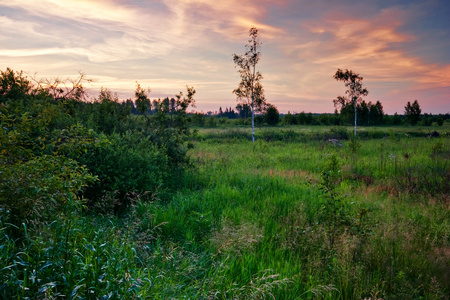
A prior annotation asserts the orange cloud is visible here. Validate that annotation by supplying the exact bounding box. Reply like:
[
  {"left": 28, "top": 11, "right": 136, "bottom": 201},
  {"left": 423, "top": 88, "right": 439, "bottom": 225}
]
[{"left": 296, "top": 11, "right": 450, "bottom": 91}]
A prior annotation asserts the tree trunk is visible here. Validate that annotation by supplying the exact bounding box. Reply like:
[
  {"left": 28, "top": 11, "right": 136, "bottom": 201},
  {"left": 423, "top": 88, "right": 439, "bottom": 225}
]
[
  {"left": 354, "top": 98, "right": 357, "bottom": 137},
  {"left": 251, "top": 92, "right": 255, "bottom": 143},
  {"left": 251, "top": 62, "right": 256, "bottom": 143}
]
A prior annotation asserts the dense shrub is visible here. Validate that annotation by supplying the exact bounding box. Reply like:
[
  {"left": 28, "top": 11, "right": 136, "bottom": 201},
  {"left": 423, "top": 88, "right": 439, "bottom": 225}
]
[
  {"left": 79, "top": 132, "right": 168, "bottom": 209},
  {"left": 0, "top": 68, "right": 195, "bottom": 221},
  {"left": 1, "top": 70, "right": 100, "bottom": 226},
  {"left": 0, "top": 155, "right": 94, "bottom": 226}
]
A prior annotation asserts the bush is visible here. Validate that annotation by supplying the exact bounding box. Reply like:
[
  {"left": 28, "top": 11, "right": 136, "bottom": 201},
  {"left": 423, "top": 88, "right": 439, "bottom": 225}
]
[
  {"left": 0, "top": 74, "right": 97, "bottom": 227},
  {"left": 79, "top": 132, "right": 168, "bottom": 210},
  {"left": 0, "top": 155, "right": 94, "bottom": 226},
  {"left": 282, "top": 112, "right": 297, "bottom": 125}
]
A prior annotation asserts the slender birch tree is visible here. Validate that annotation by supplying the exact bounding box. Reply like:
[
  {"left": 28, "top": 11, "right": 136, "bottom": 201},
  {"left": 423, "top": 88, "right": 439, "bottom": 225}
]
[
  {"left": 233, "top": 27, "right": 266, "bottom": 143},
  {"left": 333, "top": 69, "right": 368, "bottom": 137}
]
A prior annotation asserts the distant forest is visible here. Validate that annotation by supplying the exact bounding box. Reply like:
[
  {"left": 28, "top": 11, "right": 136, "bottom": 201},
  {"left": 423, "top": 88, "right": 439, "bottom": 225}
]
[{"left": 122, "top": 99, "right": 448, "bottom": 128}]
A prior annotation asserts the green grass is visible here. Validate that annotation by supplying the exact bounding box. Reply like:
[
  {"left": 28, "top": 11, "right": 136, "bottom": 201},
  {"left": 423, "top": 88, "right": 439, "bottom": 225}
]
[{"left": 1, "top": 125, "right": 449, "bottom": 299}]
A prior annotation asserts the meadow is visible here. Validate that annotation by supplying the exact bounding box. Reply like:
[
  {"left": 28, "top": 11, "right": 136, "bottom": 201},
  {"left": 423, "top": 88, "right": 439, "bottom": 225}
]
[{"left": 2, "top": 122, "right": 448, "bottom": 299}]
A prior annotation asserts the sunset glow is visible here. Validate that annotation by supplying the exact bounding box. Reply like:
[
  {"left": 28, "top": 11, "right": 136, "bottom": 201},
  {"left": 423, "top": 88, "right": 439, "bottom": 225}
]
[{"left": 1, "top": 0, "right": 449, "bottom": 114}]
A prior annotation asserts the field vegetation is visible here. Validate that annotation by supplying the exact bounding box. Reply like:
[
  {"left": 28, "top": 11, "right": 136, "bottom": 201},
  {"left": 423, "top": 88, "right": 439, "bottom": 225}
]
[{"left": 1, "top": 67, "right": 449, "bottom": 299}]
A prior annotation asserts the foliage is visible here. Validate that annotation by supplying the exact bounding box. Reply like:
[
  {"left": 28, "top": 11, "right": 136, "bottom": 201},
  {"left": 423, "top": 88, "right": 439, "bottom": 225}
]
[
  {"left": 190, "top": 112, "right": 206, "bottom": 127},
  {"left": 78, "top": 132, "right": 168, "bottom": 210},
  {"left": 37, "top": 71, "right": 92, "bottom": 101},
  {"left": 0, "top": 71, "right": 98, "bottom": 227},
  {"left": 1, "top": 124, "right": 449, "bottom": 298},
  {"left": 136, "top": 86, "right": 196, "bottom": 172},
  {"left": 339, "top": 100, "right": 384, "bottom": 126},
  {"left": 236, "top": 103, "right": 251, "bottom": 118},
  {"left": 0, "top": 215, "right": 151, "bottom": 298},
  {"left": 0, "top": 154, "right": 94, "bottom": 226},
  {"left": 265, "top": 104, "right": 280, "bottom": 126},
  {"left": 0, "top": 68, "right": 33, "bottom": 102},
  {"left": 134, "top": 82, "right": 152, "bottom": 116},
  {"left": 89, "top": 87, "right": 131, "bottom": 134},
  {"left": 392, "top": 112, "right": 403, "bottom": 125},
  {"left": 281, "top": 112, "right": 297, "bottom": 125},
  {"left": 404, "top": 100, "right": 422, "bottom": 125},
  {"left": 0, "top": 67, "right": 196, "bottom": 222}
]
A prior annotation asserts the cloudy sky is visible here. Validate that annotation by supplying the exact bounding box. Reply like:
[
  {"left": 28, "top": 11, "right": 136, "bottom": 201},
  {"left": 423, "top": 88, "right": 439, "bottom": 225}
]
[{"left": 1, "top": 0, "right": 449, "bottom": 114}]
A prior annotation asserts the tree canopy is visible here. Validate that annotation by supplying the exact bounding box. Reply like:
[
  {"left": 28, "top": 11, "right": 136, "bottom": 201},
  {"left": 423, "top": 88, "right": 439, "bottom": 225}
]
[{"left": 404, "top": 100, "right": 421, "bottom": 125}]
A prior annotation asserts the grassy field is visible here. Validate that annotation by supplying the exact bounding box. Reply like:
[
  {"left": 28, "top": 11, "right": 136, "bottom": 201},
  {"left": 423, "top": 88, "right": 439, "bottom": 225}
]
[
  {"left": 182, "top": 125, "right": 449, "bottom": 299},
  {"left": 1, "top": 125, "right": 449, "bottom": 299}
]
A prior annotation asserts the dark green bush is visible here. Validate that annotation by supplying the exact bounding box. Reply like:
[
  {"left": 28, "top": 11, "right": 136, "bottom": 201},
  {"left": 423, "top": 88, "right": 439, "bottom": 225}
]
[
  {"left": 79, "top": 132, "right": 168, "bottom": 210},
  {"left": 0, "top": 155, "right": 94, "bottom": 226}
]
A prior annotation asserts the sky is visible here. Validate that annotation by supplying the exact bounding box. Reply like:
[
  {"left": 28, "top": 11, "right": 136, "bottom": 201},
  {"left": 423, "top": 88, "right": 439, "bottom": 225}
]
[{"left": 1, "top": 0, "right": 449, "bottom": 114}]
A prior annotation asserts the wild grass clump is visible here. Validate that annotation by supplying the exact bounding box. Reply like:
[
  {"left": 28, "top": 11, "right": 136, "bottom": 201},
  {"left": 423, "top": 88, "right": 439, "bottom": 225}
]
[{"left": 0, "top": 214, "right": 146, "bottom": 298}]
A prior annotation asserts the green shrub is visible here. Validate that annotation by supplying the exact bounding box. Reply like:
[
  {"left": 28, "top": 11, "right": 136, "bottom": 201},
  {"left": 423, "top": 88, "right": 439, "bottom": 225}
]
[
  {"left": 79, "top": 132, "right": 168, "bottom": 210},
  {"left": 0, "top": 155, "right": 94, "bottom": 226}
]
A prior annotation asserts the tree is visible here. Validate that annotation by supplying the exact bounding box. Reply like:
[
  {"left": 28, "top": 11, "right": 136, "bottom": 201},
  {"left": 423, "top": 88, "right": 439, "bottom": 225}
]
[
  {"left": 38, "top": 71, "right": 92, "bottom": 102},
  {"left": 358, "top": 101, "right": 369, "bottom": 125},
  {"left": 333, "top": 69, "right": 369, "bottom": 136},
  {"left": 297, "top": 112, "right": 306, "bottom": 125},
  {"left": 135, "top": 82, "right": 151, "bottom": 118},
  {"left": 233, "top": 27, "right": 266, "bottom": 142},
  {"left": 392, "top": 112, "right": 402, "bottom": 125},
  {"left": 92, "top": 87, "right": 130, "bottom": 134},
  {"left": 404, "top": 100, "right": 421, "bottom": 125},
  {"left": 265, "top": 104, "right": 280, "bottom": 126},
  {"left": 0, "top": 68, "right": 33, "bottom": 103},
  {"left": 282, "top": 111, "right": 297, "bottom": 125},
  {"left": 236, "top": 103, "right": 251, "bottom": 119},
  {"left": 369, "top": 101, "right": 384, "bottom": 125}
]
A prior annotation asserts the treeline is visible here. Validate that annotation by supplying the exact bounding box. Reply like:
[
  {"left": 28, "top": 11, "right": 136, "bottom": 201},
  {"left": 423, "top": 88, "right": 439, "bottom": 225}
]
[
  {"left": 0, "top": 68, "right": 195, "bottom": 228},
  {"left": 189, "top": 100, "right": 447, "bottom": 127}
]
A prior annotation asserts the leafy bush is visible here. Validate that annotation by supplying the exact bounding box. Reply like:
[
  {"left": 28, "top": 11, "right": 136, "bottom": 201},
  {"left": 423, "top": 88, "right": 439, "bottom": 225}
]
[
  {"left": 0, "top": 75, "right": 97, "bottom": 227},
  {"left": 1, "top": 68, "right": 197, "bottom": 218},
  {"left": 0, "top": 155, "right": 94, "bottom": 226},
  {"left": 79, "top": 132, "right": 168, "bottom": 210}
]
